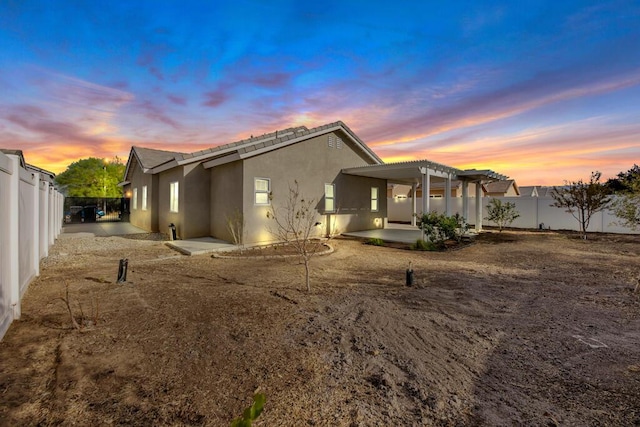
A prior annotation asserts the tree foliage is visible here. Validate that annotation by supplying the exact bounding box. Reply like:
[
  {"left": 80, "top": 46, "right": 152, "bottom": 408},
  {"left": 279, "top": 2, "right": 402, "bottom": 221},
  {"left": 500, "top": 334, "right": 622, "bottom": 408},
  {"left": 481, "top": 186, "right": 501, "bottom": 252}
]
[
  {"left": 551, "top": 171, "right": 612, "bottom": 239},
  {"left": 55, "top": 157, "right": 125, "bottom": 197},
  {"left": 608, "top": 165, "right": 640, "bottom": 230},
  {"left": 485, "top": 198, "right": 520, "bottom": 232},
  {"left": 266, "top": 181, "right": 321, "bottom": 292}
]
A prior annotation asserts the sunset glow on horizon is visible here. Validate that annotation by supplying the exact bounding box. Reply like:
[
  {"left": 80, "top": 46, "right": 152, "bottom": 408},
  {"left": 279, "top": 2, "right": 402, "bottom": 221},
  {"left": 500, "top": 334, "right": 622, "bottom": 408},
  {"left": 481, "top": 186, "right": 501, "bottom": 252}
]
[{"left": 1, "top": 1, "right": 638, "bottom": 186}]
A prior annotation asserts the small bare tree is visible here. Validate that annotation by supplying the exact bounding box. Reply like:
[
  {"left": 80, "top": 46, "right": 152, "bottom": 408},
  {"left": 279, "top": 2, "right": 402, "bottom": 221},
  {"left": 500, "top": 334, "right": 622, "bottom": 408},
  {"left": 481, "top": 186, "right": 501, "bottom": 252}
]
[
  {"left": 485, "top": 198, "right": 520, "bottom": 232},
  {"left": 267, "top": 181, "right": 321, "bottom": 292},
  {"left": 551, "top": 171, "right": 612, "bottom": 239},
  {"left": 226, "top": 208, "right": 246, "bottom": 253}
]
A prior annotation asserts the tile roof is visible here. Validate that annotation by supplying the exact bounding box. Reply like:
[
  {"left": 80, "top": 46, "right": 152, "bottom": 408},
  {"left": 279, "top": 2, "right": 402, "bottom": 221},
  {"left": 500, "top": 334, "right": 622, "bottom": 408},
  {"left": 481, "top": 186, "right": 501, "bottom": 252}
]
[{"left": 133, "top": 146, "right": 185, "bottom": 169}]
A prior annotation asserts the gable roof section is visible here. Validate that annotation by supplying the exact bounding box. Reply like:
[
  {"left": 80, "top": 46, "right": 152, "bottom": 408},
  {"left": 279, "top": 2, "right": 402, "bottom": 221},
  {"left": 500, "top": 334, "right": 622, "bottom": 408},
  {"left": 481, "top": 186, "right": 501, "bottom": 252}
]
[
  {"left": 123, "top": 146, "right": 186, "bottom": 182},
  {"left": 149, "top": 121, "right": 383, "bottom": 173},
  {"left": 484, "top": 179, "right": 519, "bottom": 195}
]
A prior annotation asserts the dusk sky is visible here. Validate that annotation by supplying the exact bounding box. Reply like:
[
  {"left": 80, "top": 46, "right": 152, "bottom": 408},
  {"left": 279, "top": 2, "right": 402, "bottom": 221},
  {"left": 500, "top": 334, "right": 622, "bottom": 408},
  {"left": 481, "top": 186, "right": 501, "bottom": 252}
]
[{"left": 1, "top": 1, "right": 639, "bottom": 185}]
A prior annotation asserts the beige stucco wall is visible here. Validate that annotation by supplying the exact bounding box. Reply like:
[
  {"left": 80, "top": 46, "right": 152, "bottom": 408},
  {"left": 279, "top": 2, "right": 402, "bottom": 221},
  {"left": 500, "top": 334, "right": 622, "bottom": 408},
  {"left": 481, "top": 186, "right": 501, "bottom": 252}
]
[
  {"left": 183, "top": 163, "right": 211, "bottom": 238},
  {"left": 210, "top": 160, "right": 243, "bottom": 242},
  {"left": 158, "top": 167, "right": 184, "bottom": 238},
  {"left": 128, "top": 158, "right": 159, "bottom": 232},
  {"left": 239, "top": 130, "right": 386, "bottom": 245}
]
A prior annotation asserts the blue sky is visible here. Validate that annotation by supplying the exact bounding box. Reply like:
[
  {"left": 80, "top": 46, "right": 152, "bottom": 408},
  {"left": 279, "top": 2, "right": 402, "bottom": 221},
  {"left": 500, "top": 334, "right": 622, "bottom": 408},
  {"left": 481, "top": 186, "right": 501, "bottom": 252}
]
[{"left": 1, "top": 0, "right": 638, "bottom": 185}]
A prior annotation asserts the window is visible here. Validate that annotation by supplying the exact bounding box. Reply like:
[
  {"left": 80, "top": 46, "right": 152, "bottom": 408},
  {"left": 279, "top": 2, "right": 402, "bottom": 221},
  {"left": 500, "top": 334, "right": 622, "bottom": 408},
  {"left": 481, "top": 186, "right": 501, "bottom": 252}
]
[
  {"left": 169, "top": 181, "right": 179, "bottom": 212},
  {"left": 371, "top": 187, "right": 379, "bottom": 212},
  {"left": 132, "top": 188, "right": 138, "bottom": 210},
  {"left": 336, "top": 137, "right": 343, "bottom": 149},
  {"left": 141, "top": 185, "right": 148, "bottom": 211},
  {"left": 327, "top": 135, "right": 334, "bottom": 148},
  {"left": 255, "top": 178, "right": 270, "bottom": 205},
  {"left": 325, "top": 183, "right": 335, "bottom": 212}
]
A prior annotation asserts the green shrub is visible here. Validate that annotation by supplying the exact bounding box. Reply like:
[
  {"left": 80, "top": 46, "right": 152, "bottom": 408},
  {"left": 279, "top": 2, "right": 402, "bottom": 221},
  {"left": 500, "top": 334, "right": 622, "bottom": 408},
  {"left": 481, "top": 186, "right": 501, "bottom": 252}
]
[
  {"left": 416, "top": 211, "right": 468, "bottom": 245},
  {"left": 411, "top": 238, "right": 437, "bottom": 251},
  {"left": 365, "top": 238, "right": 385, "bottom": 246},
  {"left": 231, "top": 393, "right": 266, "bottom": 427}
]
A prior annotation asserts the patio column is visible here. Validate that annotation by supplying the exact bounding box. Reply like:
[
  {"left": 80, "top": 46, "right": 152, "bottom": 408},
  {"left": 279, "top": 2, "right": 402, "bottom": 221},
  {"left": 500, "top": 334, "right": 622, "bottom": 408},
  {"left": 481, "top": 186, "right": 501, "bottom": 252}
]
[
  {"left": 462, "top": 180, "right": 469, "bottom": 222},
  {"left": 445, "top": 174, "right": 452, "bottom": 216},
  {"left": 411, "top": 183, "right": 417, "bottom": 226},
  {"left": 475, "top": 181, "right": 483, "bottom": 232},
  {"left": 420, "top": 167, "right": 430, "bottom": 215}
]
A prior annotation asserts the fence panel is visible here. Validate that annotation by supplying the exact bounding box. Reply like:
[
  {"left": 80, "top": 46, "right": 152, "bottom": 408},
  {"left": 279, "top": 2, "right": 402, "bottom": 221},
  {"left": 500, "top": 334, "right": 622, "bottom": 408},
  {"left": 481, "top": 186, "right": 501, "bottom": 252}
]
[
  {"left": 0, "top": 152, "right": 63, "bottom": 341},
  {"left": 387, "top": 195, "right": 639, "bottom": 234}
]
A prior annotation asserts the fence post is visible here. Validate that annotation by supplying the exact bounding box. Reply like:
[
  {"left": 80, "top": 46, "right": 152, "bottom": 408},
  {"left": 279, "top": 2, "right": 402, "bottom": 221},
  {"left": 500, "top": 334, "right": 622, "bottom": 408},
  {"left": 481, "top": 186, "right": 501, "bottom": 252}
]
[
  {"left": 32, "top": 172, "right": 40, "bottom": 277},
  {"left": 7, "top": 155, "right": 20, "bottom": 319}
]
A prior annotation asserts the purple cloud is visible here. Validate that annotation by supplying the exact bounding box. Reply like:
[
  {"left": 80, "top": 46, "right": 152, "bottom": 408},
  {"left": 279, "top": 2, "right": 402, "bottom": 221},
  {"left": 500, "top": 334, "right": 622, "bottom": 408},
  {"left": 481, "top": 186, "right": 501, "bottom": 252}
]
[
  {"left": 203, "top": 89, "right": 229, "bottom": 108},
  {"left": 167, "top": 94, "right": 187, "bottom": 105}
]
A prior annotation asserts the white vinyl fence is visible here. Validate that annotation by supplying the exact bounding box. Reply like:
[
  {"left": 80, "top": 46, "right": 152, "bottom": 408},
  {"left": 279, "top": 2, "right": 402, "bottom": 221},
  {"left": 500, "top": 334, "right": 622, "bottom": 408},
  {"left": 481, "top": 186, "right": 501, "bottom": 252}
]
[
  {"left": 388, "top": 196, "right": 639, "bottom": 234},
  {"left": 0, "top": 152, "right": 63, "bottom": 341}
]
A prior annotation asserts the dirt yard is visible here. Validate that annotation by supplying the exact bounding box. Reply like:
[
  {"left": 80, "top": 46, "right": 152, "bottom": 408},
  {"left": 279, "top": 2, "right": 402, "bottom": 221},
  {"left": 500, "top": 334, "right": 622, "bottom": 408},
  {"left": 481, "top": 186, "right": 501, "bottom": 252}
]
[{"left": 1, "top": 230, "right": 639, "bottom": 426}]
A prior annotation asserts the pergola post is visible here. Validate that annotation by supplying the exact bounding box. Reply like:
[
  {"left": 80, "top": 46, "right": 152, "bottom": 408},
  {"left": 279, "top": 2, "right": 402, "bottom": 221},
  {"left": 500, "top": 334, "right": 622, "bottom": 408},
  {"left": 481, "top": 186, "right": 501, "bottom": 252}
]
[
  {"left": 462, "top": 180, "right": 469, "bottom": 223},
  {"left": 445, "top": 174, "right": 452, "bottom": 216},
  {"left": 411, "top": 183, "right": 417, "bottom": 226},
  {"left": 475, "top": 181, "right": 483, "bottom": 232},
  {"left": 420, "top": 167, "right": 430, "bottom": 215}
]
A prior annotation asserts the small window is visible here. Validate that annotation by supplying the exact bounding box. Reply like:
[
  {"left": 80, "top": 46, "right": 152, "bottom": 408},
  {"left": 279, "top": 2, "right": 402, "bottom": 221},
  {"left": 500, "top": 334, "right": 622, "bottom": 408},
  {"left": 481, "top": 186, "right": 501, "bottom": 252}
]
[
  {"left": 141, "top": 185, "right": 148, "bottom": 211},
  {"left": 371, "top": 187, "right": 379, "bottom": 212},
  {"left": 132, "top": 188, "right": 138, "bottom": 210},
  {"left": 336, "top": 137, "right": 343, "bottom": 149},
  {"left": 255, "top": 178, "right": 270, "bottom": 205},
  {"left": 327, "top": 134, "right": 334, "bottom": 148},
  {"left": 325, "top": 183, "right": 335, "bottom": 212},
  {"left": 170, "top": 181, "right": 179, "bottom": 213}
]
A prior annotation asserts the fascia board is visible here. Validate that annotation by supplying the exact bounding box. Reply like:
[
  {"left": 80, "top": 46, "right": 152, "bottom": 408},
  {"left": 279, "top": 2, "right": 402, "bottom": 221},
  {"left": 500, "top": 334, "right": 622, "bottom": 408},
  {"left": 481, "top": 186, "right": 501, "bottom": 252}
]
[
  {"left": 202, "top": 152, "right": 242, "bottom": 169},
  {"left": 148, "top": 159, "right": 180, "bottom": 174}
]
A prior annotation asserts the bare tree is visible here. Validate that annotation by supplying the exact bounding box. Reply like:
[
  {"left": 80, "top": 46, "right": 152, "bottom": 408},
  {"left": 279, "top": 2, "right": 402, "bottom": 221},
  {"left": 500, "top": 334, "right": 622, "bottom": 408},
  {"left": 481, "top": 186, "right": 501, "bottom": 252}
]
[
  {"left": 267, "top": 181, "right": 321, "bottom": 292},
  {"left": 551, "top": 171, "right": 612, "bottom": 239},
  {"left": 485, "top": 198, "right": 520, "bottom": 232},
  {"left": 226, "top": 208, "right": 246, "bottom": 253}
]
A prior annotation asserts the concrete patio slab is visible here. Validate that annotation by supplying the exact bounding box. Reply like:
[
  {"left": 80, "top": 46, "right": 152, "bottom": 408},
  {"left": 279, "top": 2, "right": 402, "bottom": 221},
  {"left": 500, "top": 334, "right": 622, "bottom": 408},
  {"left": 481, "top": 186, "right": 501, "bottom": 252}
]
[
  {"left": 165, "top": 237, "right": 237, "bottom": 256},
  {"left": 62, "top": 222, "right": 150, "bottom": 236},
  {"left": 342, "top": 224, "right": 423, "bottom": 244}
]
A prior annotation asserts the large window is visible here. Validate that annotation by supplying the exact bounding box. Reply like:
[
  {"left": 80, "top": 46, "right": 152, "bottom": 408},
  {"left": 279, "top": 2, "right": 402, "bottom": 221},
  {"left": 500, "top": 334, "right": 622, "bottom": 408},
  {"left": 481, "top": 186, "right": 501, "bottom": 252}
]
[
  {"left": 325, "top": 183, "right": 335, "bottom": 212},
  {"left": 132, "top": 188, "right": 138, "bottom": 210},
  {"left": 142, "top": 185, "right": 148, "bottom": 211},
  {"left": 169, "top": 181, "right": 179, "bottom": 212},
  {"left": 371, "top": 187, "right": 379, "bottom": 212},
  {"left": 255, "top": 178, "right": 270, "bottom": 205}
]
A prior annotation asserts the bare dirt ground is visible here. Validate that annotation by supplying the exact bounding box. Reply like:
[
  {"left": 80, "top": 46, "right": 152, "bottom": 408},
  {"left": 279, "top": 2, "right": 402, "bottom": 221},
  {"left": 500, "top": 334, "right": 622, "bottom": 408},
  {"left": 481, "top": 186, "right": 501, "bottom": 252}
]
[{"left": 1, "top": 230, "right": 639, "bottom": 426}]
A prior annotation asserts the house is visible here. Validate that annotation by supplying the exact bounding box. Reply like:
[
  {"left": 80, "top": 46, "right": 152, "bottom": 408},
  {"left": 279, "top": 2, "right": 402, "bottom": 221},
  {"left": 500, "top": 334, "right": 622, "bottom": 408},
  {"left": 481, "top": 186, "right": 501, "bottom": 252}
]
[
  {"left": 121, "top": 121, "right": 508, "bottom": 243},
  {"left": 484, "top": 179, "right": 520, "bottom": 197},
  {"left": 121, "top": 122, "right": 387, "bottom": 244}
]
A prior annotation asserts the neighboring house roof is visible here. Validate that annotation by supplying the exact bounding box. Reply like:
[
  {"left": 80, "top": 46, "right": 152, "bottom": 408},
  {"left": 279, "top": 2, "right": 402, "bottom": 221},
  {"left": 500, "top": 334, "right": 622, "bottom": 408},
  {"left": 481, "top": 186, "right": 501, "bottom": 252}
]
[
  {"left": 519, "top": 186, "right": 538, "bottom": 197},
  {"left": 484, "top": 179, "right": 519, "bottom": 195}
]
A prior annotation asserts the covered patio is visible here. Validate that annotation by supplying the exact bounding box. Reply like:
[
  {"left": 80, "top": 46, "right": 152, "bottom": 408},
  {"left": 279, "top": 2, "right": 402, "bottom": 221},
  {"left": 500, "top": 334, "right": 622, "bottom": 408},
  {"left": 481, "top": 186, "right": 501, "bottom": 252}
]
[{"left": 343, "top": 160, "right": 508, "bottom": 232}]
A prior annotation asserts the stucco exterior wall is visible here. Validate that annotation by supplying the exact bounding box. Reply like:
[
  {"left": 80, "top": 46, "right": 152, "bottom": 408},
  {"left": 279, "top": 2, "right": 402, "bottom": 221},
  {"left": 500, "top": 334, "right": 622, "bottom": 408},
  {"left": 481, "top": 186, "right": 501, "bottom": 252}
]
[
  {"left": 182, "top": 163, "right": 211, "bottom": 238},
  {"left": 128, "top": 158, "right": 159, "bottom": 232},
  {"left": 210, "top": 160, "right": 243, "bottom": 242},
  {"left": 240, "top": 131, "right": 386, "bottom": 244},
  {"left": 158, "top": 167, "right": 184, "bottom": 238}
]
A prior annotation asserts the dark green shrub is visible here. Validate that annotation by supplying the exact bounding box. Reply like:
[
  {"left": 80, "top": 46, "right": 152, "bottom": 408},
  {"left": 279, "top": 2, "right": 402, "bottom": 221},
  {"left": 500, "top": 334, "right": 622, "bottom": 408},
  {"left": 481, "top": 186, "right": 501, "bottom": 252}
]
[
  {"left": 231, "top": 393, "right": 266, "bottom": 427},
  {"left": 416, "top": 211, "right": 468, "bottom": 245},
  {"left": 411, "top": 238, "right": 436, "bottom": 251},
  {"left": 366, "top": 238, "right": 385, "bottom": 246}
]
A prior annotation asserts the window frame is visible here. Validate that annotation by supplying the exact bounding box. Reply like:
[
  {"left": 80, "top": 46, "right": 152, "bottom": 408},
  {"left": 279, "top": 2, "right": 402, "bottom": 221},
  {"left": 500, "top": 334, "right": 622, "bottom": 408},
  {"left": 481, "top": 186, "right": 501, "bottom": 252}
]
[
  {"left": 371, "top": 186, "right": 379, "bottom": 212},
  {"left": 141, "top": 185, "right": 148, "bottom": 211},
  {"left": 132, "top": 187, "right": 138, "bottom": 210},
  {"left": 169, "top": 181, "right": 179, "bottom": 213},
  {"left": 324, "top": 183, "right": 335, "bottom": 213},
  {"left": 254, "top": 177, "right": 271, "bottom": 206}
]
